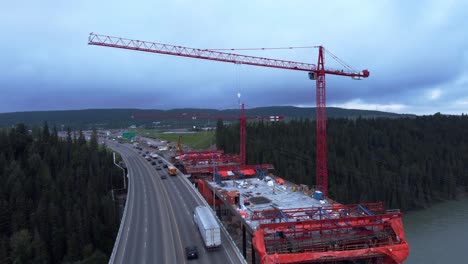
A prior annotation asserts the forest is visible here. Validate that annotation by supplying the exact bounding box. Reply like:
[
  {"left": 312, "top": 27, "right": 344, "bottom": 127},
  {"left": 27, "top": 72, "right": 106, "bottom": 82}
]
[
  {"left": 216, "top": 113, "right": 468, "bottom": 211},
  {"left": 0, "top": 124, "right": 122, "bottom": 263}
]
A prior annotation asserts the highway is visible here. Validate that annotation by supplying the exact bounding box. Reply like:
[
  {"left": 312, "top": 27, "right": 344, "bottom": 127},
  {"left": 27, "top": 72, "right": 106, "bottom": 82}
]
[{"left": 107, "top": 141, "right": 245, "bottom": 264}]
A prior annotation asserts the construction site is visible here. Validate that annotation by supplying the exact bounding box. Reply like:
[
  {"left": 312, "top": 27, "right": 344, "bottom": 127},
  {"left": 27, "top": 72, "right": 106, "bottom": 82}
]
[
  {"left": 89, "top": 33, "right": 410, "bottom": 263},
  {"left": 196, "top": 170, "right": 408, "bottom": 263},
  {"left": 173, "top": 142, "right": 409, "bottom": 263}
]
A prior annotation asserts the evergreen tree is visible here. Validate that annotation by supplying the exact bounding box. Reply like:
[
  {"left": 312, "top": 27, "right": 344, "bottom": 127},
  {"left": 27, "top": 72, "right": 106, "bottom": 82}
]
[
  {"left": 0, "top": 235, "right": 9, "bottom": 264},
  {"left": 10, "top": 229, "right": 32, "bottom": 264},
  {"left": 217, "top": 114, "right": 468, "bottom": 210},
  {"left": 0, "top": 123, "right": 121, "bottom": 262},
  {"left": 32, "top": 229, "right": 49, "bottom": 264}
]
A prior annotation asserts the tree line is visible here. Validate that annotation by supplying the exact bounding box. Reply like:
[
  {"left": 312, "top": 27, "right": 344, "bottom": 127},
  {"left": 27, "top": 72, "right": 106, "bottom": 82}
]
[
  {"left": 0, "top": 124, "right": 122, "bottom": 263},
  {"left": 0, "top": 107, "right": 410, "bottom": 130},
  {"left": 216, "top": 114, "right": 468, "bottom": 211}
]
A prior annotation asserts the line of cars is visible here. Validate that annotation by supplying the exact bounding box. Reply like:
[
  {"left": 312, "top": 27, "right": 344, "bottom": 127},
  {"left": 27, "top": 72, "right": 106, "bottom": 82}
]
[
  {"left": 140, "top": 151, "right": 169, "bottom": 179},
  {"left": 137, "top": 147, "right": 210, "bottom": 260}
]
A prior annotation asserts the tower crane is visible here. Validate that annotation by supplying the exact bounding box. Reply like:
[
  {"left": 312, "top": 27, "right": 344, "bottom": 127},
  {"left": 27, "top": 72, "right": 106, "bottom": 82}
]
[
  {"left": 133, "top": 103, "right": 284, "bottom": 166},
  {"left": 89, "top": 33, "right": 369, "bottom": 197}
]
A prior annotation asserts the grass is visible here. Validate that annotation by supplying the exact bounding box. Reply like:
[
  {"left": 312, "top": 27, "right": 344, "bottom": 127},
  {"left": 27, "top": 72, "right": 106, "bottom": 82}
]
[{"left": 136, "top": 129, "right": 215, "bottom": 150}]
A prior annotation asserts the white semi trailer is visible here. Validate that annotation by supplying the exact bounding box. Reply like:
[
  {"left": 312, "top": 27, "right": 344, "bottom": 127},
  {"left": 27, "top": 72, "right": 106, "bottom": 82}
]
[{"left": 193, "top": 206, "right": 221, "bottom": 249}]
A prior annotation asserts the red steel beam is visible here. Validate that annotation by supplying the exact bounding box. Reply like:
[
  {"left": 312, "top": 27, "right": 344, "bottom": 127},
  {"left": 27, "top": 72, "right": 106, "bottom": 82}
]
[
  {"left": 251, "top": 202, "right": 386, "bottom": 221},
  {"left": 259, "top": 213, "right": 401, "bottom": 232}
]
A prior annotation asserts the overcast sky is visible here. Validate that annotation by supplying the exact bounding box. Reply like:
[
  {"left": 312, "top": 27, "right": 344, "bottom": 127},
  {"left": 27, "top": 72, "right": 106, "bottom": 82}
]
[{"left": 1, "top": 0, "right": 467, "bottom": 114}]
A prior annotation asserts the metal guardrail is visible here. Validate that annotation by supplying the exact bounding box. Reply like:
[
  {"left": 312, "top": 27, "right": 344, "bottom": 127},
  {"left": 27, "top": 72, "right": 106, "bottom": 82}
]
[{"left": 109, "top": 155, "right": 130, "bottom": 264}]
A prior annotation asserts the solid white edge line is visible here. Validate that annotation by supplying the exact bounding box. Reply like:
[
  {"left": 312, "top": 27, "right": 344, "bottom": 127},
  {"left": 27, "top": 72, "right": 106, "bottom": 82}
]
[{"left": 109, "top": 147, "right": 132, "bottom": 264}]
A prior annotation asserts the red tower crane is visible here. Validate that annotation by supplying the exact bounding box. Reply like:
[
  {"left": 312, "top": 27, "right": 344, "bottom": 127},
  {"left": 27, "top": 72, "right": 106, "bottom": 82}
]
[
  {"left": 89, "top": 33, "right": 369, "bottom": 197},
  {"left": 133, "top": 103, "right": 284, "bottom": 166}
]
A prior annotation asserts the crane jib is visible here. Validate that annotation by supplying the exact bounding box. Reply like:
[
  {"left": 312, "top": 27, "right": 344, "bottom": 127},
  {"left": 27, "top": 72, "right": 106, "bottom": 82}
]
[{"left": 88, "top": 33, "right": 367, "bottom": 77}]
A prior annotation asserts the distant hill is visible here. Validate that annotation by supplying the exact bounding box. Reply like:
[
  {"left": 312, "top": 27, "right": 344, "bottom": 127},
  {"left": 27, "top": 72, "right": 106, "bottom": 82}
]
[{"left": 0, "top": 107, "right": 414, "bottom": 129}]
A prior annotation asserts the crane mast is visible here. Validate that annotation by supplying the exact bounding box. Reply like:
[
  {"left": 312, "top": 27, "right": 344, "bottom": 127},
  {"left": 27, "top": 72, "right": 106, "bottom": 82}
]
[
  {"left": 315, "top": 47, "right": 328, "bottom": 196},
  {"left": 239, "top": 104, "right": 247, "bottom": 166},
  {"left": 89, "top": 33, "right": 369, "bottom": 197}
]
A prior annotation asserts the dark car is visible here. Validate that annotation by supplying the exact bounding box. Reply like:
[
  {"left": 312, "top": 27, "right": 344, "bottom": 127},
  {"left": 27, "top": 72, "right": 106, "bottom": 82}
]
[
  {"left": 158, "top": 160, "right": 163, "bottom": 163},
  {"left": 163, "top": 164, "right": 168, "bottom": 168},
  {"left": 185, "top": 246, "right": 198, "bottom": 260},
  {"left": 160, "top": 174, "right": 167, "bottom": 179},
  {"left": 151, "top": 161, "right": 156, "bottom": 165},
  {"left": 145, "top": 151, "right": 149, "bottom": 154},
  {"left": 155, "top": 166, "right": 162, "bottom": 170}
]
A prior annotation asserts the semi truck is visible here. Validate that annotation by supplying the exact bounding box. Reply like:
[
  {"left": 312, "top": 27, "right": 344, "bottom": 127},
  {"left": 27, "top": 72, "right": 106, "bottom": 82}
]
[{"left": 193, "top": 206, "right": 221, "bottom": 249}]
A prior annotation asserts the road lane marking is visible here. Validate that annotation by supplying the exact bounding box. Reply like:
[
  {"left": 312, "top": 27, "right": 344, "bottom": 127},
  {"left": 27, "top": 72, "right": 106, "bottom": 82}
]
[
  {"left": 156, "top": 172, "right": 186, "bottom": 264},
  {"left": 119, "top": 155, "right": 139, "bottom": 263},
  {"left": 138, "top": 161, "right": 151, "bottom": 264},
  {"left": 144, "top": 162, "right": 174, "bottom": 264},
  {"left": 133, "top": 149, "right": 198, "bottom": 264}
]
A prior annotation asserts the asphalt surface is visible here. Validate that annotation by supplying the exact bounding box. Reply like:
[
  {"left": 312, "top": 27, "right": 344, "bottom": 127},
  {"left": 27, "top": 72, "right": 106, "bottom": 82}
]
[{"left": 107, "top": 141, "right": 244, "bottom": 264}]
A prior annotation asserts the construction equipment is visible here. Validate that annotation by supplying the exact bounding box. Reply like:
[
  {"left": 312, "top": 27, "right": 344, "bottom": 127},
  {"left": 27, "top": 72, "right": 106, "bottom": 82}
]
[
  {"left": 88, "top": 33, "right": 369, "bottom": 197},
  {"left": 176, "top": 135, "right": 182, "bottom": 152},
  {"left": 134, "top": 103, "right": 284, "bottom": 166}
]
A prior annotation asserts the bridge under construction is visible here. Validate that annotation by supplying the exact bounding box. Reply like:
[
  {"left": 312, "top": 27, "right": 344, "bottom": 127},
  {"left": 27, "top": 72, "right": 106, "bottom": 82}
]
[
  {"left": 89, "top": 33, "right": 409, "bottom": 263},
  {"left": 196, "top": 172, "right": 408, "bottom": 264}
]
